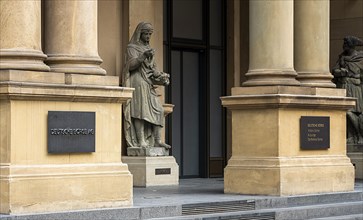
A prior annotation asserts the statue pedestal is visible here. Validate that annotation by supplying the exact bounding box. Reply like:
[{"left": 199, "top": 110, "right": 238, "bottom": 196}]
[
  {"left": 123, "top": 156, "right": 179, "bottom": 187},
  {"left": 127, "top": 147, "right": 169, "bottom": 156},
  {"left": 347, "top": 144, "right": 363, "bottom": 179},
  {"left": 221, "top": 86, "right": 356, "bottom": 196}
]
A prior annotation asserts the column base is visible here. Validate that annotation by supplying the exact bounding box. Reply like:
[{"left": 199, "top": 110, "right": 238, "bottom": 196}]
[
  {"left": 46, "top": 55, "right": 106, "bottom": 75},
  {"left": 224, "top": 156, "right": 354, "bottom": 196},
  {"left": 123, "top": 156, "right": 179, "bottom": 187},
  {"left": 0, "top": 49, "right": 50, "bottom": 72},
  {"left": 242, "top": 69, "right": 301, "bottom": 86},
  {"left": 0, "top": 163, "right": 132, "bottom": 214},
  {"left": 297, "top": 71, "right": 336, "bottom": 88}
]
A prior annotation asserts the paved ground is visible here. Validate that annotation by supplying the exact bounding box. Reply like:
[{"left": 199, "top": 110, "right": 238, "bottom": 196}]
[
  {"left": 133, "top": 178, "right": 363, "bottom": 207},
  {"left": 1, "top": 178, "right": 361, "bottom": 220}
]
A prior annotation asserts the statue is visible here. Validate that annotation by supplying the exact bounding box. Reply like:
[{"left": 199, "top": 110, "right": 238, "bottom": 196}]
[
  {"left": 122, "top": 22, "right": 171, "bottom": 156},
  {"left": 332, "top": 36, "right": 363, "bottom": 144}
]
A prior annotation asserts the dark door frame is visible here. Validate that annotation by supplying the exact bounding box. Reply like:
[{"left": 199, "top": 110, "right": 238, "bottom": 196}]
[{"left": 163, "top": 0, "right": 226, "bottom": 178}]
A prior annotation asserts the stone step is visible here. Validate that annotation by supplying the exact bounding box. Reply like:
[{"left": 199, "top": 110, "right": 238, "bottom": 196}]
[
  {"left": 275, "top": 201, "right": 363, "bottom": 220},
  {"left": 182, "top": 200, "right": 256, "bottom": 215},
  {"left": 311, "top": 213, "right": 363, "bottom": 220},
  {"left": 152, "top": 201, "right": 363, "bottom": 220},
  {"left": 178, "top": 191, "right": 363, "bottom": 216},
  {"left": 256, "top": 191, "right": 363, "bottom": 210},
  {"left": 1, "top": 191, "right": 362, "bottom": 220}
]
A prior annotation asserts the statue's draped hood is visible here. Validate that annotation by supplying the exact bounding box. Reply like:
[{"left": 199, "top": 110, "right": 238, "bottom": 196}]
[{"left": 129, "top": 22, "right": 154, "bottom": 45}]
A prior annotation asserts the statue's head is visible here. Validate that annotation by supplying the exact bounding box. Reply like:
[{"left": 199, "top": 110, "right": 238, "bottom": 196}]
[
  {"left": 343, "top": 36, "right": 363, "bottom": 53},
  {"left": 140, "top": 23, "right": 153, "bottom": 44},
  {"left": 140, "top": 23, "right": 154, "bottom": 34},
  {"left": 129, "top": 22, "right": 154, "bottom": 45}
]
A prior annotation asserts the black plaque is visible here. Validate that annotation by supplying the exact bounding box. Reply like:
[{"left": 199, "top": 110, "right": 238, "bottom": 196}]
[
  {"left": 48, "top": 111, "right": 95, "bottom": 153},
  {"left": 155, "top": 168, "right": 171, "bottom": 175},
  {"left": 300, "top": 116, "right": 330, "bottom": 150}
]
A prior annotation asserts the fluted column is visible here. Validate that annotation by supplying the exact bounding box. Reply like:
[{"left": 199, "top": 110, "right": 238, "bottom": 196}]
[
  {"left": 44, "top": 0, "right": 106, "bottom": 75},
  {"left": 0, "top": 0, "right": 49, "bottom": 71},
  {"left": 243, "top": 0, "right": 300, "bottom": 86},
  {"left": 294, "top": 0, "right": 335, "bottom": 88}
]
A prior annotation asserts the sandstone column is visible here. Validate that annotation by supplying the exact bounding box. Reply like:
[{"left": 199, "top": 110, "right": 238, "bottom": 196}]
[
  {"left": 243, "top": 0, "right": 300, "bottom": 86},
  {"left": 294, "top": 0, "right": 335, "bottom": 88},
  {"left": 44, "top": 0, "right": 106, "bottom": 75},
  {"left": 0, "top": 0, "right": 49, "bottom": 71}
]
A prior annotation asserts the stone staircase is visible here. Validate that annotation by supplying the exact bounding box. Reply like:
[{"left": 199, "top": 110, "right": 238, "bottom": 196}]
[
  {"left": 153, "top": 191, "right": 363, "bottom": 220},
  {"left": 1, "top": 190, "right": 362, "bottom": 220}
]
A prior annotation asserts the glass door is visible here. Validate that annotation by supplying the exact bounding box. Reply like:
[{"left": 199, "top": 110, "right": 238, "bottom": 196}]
[{"left": 164, "top": 0, "right": 226, "bottom": 178}]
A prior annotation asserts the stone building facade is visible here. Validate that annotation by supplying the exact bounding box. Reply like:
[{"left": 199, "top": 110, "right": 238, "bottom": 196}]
[{"left": 0, "top": 0, "right": 362, "bottom": 215}]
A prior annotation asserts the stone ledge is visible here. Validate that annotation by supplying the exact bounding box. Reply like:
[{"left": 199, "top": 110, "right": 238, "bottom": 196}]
[
  {"left": 0, "top": 163, "right": 131, "bottom": 177},
  {"left": 122, "top": 156, "right": 178, "bottom": 164},
  {"left": 65, "top": 74, "right": 119, "bottom": 86},
  {"left": 226, "top": 156, "right": 352, "bottom": 168},
  {"left": 163, "top": 103, "right": 175, "bottom": 116},
  {"left": 0, "top": 70, "right": 64, "bottom": 84},
  {"left": 231, "top": 86, "right": 346, "bottom": 97},
  {"left": 0, "top": 205, "right": 181, "bottom": 220},
  {"left": 0, "top": 70, "right": 119, "bottom": 86},
  {"left": 127, "top": 147, "right": 169, "bottom": 156},
  {"left": 221, "top": 93, "right": 356, "bottom": 110},
  {"left": 0, "top": 81, "right": 134, "bottom": 103}
]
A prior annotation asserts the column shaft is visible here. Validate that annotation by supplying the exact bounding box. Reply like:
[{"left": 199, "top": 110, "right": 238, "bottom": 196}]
[
  {"left": 44, "top": 0, "right": 106, "bottom": 75},
  {"left": 0, "top": 0, "right": 49, "bottom": 71},
  {"left": 243, "top": 0, "right": 299, "bottom": 86},
  {"left": 294, "top": 0, "right": 335, "bottom": 88}
]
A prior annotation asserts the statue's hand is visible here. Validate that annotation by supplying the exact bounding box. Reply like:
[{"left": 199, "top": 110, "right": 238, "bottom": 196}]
[
  {"left": 334, "top": 68, "right": 348, "bottom": 77},
  {"left": 152, "top": 71, "right": 161, "bottom": 77},
  {"left": 341, "top": 68, "right": 348, "bottom": 74},
  {"left": 143, "top": 49, "right": 155, "bottom": 58}
]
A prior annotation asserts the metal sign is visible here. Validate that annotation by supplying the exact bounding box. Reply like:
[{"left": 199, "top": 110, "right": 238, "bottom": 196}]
[
  {"left": 155, "top": 168, "right": 171, "bottom": 175},
  {"left": 300, "top": 116, "right": 330, "bottom": 150},
  {"left": 48, "top": 111, "right": 95, "bottom": 153}
]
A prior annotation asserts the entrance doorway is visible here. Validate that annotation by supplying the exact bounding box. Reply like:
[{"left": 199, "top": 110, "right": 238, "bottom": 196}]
[{"left": 163, "top": 0, "right": 226, "bottom": 178}]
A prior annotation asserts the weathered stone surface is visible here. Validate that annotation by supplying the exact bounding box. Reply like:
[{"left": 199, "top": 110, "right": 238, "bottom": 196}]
[
  {"left": 122, "top": 22, "right": 171, "bottom": 153},
  {"left": 222, "top": 87, "right": 355, "bottom": 196},
  {"left": 44, "top": 0, "right": 105, "bottom": 75},
  {"left": 127, "top": 147, "right": 169, "bottom": 156},
  {"left": 294, "top": 0, "right": 335, "bottom": 88},
  {"left": 0, "top": 1, "right": 49, "bottom": 71},
  {"left": 0, "top": 70, "right": 133, "bottom": 214},
  {"left": 123, "top": 156, "right": 179, "bottom": 187}
]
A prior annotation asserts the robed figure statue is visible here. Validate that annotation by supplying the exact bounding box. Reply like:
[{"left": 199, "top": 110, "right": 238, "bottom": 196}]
[
  {"left": 122, "top": 22, "right": 171, "bottom": 156},
  {"left": 332, "top": 36, "right": 363, "bottom": 144}
]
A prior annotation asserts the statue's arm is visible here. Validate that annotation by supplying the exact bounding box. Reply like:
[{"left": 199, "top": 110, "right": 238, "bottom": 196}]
[
  {"left": 332, "top": 68, "right": 344, "bottom": 77},
  {"left": 128, "top": 49, "right": 147, "bottom": 71},
  {"left": 332, "top": 64, "right": 348, "bottom": 77}
]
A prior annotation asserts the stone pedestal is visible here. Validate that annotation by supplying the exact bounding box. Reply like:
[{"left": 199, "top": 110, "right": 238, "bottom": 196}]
[
  {"left": 127, "top": 147, "right": 169, "bottom": 156},
  {"left": 123, "top": 156, "right": 179, "bottom": 187},
  {"left": 221, "top": 86, "right": 355, "bottom": 196},
  {"left": 0, "top": 70, "right": 133, "bottom": 214},
  {"left": 347, "top": 144, "right": 363, "bottom": 179}
]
